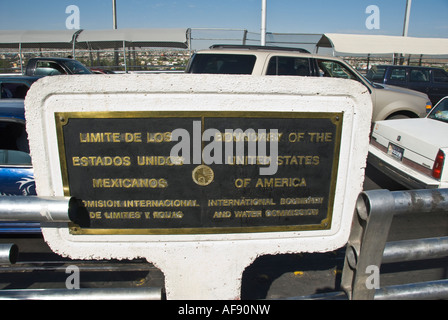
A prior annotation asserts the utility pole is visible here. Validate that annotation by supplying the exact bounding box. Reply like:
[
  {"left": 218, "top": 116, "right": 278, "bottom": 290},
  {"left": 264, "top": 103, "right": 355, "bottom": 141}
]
[
  {"left": 113, "top": 0, "right": 117, "bottom": 29},
  {"left": 261, "top": 0, "right": 267, "bottom": 45},
  {"left": 112, "top": 0, "right": 119, "bottom": 70},
  {"left": 402, "top": 0, "right": 412, "bottom": 37},
  {"left": 398, "top": 0, "right": 412, "bottom": 65}
]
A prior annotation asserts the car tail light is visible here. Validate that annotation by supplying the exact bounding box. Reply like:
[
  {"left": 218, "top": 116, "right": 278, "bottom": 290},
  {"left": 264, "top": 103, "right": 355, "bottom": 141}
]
[{"left": 432, "top": 150, "right": 445, "bottom": 180}]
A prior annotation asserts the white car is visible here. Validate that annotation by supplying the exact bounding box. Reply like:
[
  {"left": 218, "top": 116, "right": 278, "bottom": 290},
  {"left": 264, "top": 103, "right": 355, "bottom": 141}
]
[{"left": 368, "top": 96, "right": 448, "bottom": 189}]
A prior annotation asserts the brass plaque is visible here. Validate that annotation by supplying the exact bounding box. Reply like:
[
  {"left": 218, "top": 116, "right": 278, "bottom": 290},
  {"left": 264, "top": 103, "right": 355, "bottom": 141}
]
[{"left": 55, "top": 111, "right": 342, "bottom": 235}]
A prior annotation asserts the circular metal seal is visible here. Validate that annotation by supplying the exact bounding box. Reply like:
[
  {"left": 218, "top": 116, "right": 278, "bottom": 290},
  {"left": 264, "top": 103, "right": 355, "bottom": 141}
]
[{"left": 192, "top": 165, "right": 214, "bottom": 186}]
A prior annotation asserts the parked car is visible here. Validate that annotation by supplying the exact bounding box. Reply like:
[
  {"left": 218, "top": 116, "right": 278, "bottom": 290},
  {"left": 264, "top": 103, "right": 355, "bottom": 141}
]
[
  {"left": 368, "top": 96, "right": 448, "bottom": 189},
  {"left": 366, "top": 65, "right": 448, "bottom": 106},
  {"left": 25, "top": 57, "right": 92, "bottom": 76},
  {"left": 0, "top": 76, "right": 41, "bottom": 99},
  {"left": 186, "top": 45, "right": 432, "bottom": 122},
  {"left": 0, "top": 99, "right": 39, "bottom": 234}
]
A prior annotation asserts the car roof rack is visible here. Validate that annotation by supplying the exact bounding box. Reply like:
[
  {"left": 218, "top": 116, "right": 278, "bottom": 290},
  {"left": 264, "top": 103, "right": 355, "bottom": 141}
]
[
  {"left": 373, "top": 64, "right": 439, "bottom": 70},
  {"left": 209, "top": 44, "right": 310, "bottom": 54}
]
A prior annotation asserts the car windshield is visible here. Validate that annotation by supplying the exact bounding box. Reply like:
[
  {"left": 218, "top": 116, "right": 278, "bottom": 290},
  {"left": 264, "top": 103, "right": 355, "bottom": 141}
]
[
  {"left": 64, "top": 60, "right": 92, "bottom": 74},
  {"left": 428, "top": 98, "right": 448, "bottom": 123}
]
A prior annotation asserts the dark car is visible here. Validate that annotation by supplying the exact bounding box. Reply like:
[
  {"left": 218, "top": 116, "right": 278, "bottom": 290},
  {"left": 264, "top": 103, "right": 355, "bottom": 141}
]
[
  {"left": 90, "top": 68, "right": 115, "bottom": 74},
  {"left": 0, "top": 76, "right": 41, "bottom": 99},
  {"left": 25, "top": 57, "right": 92, "bottom": 76},
  {"left": 366, "top": 65, "right": 448, "bottom": 105},
  {"left": 0, "top": 100, "right": 39, "bottom": 234}
]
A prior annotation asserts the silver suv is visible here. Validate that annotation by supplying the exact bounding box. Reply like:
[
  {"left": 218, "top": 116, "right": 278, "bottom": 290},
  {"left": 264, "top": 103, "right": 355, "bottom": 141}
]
[{"left": 186, "top": 45, "right": 431, "bottom": 121}]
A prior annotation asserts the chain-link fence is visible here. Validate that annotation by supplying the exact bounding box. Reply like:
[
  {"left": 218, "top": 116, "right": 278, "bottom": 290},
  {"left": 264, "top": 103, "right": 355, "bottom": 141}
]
[{"left": 1, "top": 29, "right": 447, "bottom": 74}]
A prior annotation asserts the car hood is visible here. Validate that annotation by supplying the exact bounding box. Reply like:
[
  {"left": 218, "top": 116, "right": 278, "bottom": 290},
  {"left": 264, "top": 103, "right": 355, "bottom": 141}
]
[
  {"left": 374, "top": 82, "right": 429, "bottom": 99},
  {"left": 373, "top": 118, "right": 447, "bottom": 158}
]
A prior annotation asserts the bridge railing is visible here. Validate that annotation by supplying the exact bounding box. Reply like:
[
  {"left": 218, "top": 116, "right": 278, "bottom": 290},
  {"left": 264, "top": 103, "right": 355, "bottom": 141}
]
[{"left": 341, "top": 189, "right": 448, "bottom": 300}]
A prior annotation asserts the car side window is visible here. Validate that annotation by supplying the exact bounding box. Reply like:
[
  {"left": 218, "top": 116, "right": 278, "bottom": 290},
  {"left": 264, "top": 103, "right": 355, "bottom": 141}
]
[
  {"left": 389, "top": 68, "right": 406, "bottom": 82},
  {"left": 0, "top": 120, "right": 31, "bottom": 165},
  {"left": 316, "top": 60, "right": 358, "bottom": 81},
  {"left": 35, "top": 61, "right": 66, "bottom": 76},
  {"left": 433, "top": 69, "right": 448, "bottom": 83},
  {"left": 0, "top": 85, "right": 13, "bottom": 98},
  {"left": 0, "top": 83, "right": 30, "bottom": 99},
  {"left": 266, "top": 56, "right": 310, "bottom": 76},
  {"left": 410, "top": 69, "right": 430, "bottom": 82}
]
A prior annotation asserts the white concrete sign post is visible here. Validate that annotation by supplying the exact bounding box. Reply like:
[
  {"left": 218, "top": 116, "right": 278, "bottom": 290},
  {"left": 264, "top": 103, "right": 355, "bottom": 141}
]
[{"left": 25, "top": 74, "right": 372, "bottom": 300}]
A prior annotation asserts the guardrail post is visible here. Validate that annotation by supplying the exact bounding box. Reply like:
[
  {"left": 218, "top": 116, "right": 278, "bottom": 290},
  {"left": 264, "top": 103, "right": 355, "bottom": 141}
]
[
  {"left": 341, "top": 189, "right": 396, "bottom": 300},
  {"left": 341, "top": 188, "right": 448, "bottom": 300}
]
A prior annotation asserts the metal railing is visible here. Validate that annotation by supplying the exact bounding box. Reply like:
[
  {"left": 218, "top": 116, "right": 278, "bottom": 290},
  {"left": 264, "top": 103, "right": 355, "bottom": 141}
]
[
  {"left": 0, "top": 244, "right": 18, "bottom": 264},
  {"left": 0, "top": 287, "right": 162, "bottom": 300},
  {"left": 1, "top": 192, "right": 447, "bottom": 299},
  {"left": 0, "top": 196, "right": 89, "bottom": 226},
  {"left": 0, "top": 196, "right": 79, "bottom": 265},
  {"left": 0, "top": 251, "right": 164, "bottom": 300},
  {"left": 341, "top": 189, "right": 448, "bottom": 300},
  {"left": 0, "top": 196, "right": 162, "bottom": 300}
]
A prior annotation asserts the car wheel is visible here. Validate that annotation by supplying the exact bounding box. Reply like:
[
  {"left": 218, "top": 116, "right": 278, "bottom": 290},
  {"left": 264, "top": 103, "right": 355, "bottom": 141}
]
[{"left": 386, "top": 112, "right": 417, "bottom": 120}]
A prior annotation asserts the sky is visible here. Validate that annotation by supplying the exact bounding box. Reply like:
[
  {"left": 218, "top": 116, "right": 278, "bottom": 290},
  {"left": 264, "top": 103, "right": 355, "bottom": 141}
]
[{"left": 0, "top": 0, "right": 446, "bottom": 38}]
